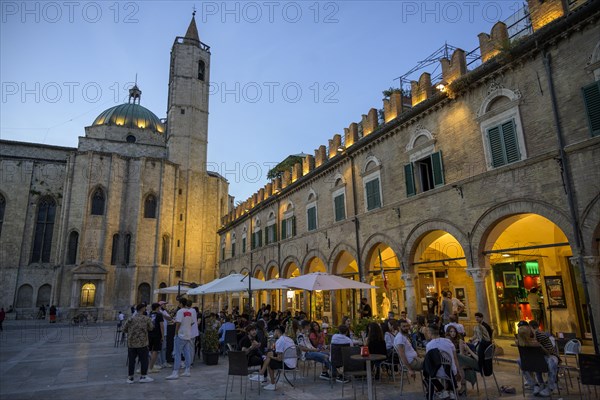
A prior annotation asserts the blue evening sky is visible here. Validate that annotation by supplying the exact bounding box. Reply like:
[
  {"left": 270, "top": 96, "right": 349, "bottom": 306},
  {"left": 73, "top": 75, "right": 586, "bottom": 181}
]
[{"left": 1, "top": 1, "right": 523, "bottom": 202}]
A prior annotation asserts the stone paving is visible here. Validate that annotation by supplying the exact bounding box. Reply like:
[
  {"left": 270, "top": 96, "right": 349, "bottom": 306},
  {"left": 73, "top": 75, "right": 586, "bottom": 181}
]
[{"left": 0, "top": 320, "right": 596, "bottom": 400}]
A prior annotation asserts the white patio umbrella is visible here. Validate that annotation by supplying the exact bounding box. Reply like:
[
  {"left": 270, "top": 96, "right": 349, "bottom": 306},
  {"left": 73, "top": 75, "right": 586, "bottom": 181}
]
[
  {"left": 263, "top": 278, "right": 291, "bottom": 289},
  {"left": 187, "top": 273, "right": 272, "bottom": 294},
  {"left": 281, "top": 272, "right": 377, "bottom": 319},
  {"left": 282, "top": 272, "right": 377, "bottom": 291},
  {"left": 153, "top": 284, "right": 192, "bottom": 294}
]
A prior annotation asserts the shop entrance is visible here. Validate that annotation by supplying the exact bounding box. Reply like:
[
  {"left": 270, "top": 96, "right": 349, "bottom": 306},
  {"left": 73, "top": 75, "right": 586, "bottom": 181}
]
[
  {"left": 283, "top": 262, "right": 302, "bottom": 313},
  {"left": 484, "top": 214, "right": 589, "bottom": 338},
  {"left": 364, "top": 243, "right": 402, "bottom": 318},
  {"left": 332, "top": 250, "right": 359, "bottom": 324}
]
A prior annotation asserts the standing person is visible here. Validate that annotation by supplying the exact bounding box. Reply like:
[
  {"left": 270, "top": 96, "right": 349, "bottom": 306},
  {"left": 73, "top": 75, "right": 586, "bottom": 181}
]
[
  {"left": 148, "top": 303, "right": 164, "bottom": 373},
  {"left": 122, "top": 303, "right": 155, "bottom": 384},
  {"left": 528, "top": 288, "right": 543, "bottom": 324},
  {"left": 158, "top": 301, "right": 172, "bottom": 368},
  {"left": 426, "top": 293, "right": 439, "bottom": 322},
  {"left": 0, "top": 307, "right": 5, "bottom": 331},
  {"left": 440, "top": 291, "right": 453, "bottom": 324},
  {"left": 360, "top": 298, "right": 372, "bottom": 319},
  {"left": 117, "top": 311, "right": 125, "bottom": 328},
  {"left": 449, "top": 291, "right": 465, "bottom": 316},
  {"left": 48, "top": 305, "right": 57, "bottom": 323},
  {"left": 166, "top": 298, "right": 198, "bottom": 380}
]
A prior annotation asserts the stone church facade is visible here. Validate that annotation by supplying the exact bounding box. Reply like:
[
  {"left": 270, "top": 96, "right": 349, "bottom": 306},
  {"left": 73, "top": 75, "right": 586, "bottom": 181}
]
[
  {"left": 0, "top": 17, "right": 229, "bottom": 321},
  {"left": 218, "top": 0, "right": 600, "bottom": 344}
]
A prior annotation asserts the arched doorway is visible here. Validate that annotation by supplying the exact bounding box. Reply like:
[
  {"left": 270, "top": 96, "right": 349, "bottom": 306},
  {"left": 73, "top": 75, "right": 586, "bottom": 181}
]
[
  {"left": 364, "top": 243, "right": 402, "bottom": 318},
  {"left": 305, "top": 256, "right": 326, "bottom": 320},
  {"left": 483, "top": 214, "right": 586, "bottom": 336},
  {"left": 283, "top": 262, "right": 302, "bottom": 313},
  {"left": 16, "top": 284, "right": 33, "bottom": 308},
  {"left": 412, "top": 230, "right": 469, "bottom": 323},
  {"left": 332, "top": 250, "right": 360, "bottom": 324},
  {"left": 137, "top": 283, "right": 151, "bottom": 305},
  {"left": 36, "top": 284, "right": 51, "bottom": 307}
]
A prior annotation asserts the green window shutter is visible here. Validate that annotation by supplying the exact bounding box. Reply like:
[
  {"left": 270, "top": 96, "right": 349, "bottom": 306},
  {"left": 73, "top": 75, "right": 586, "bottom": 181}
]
[
  {"left": 274, "top": 223, "right": 278, "bottom": 242},
  {"left": 501, "top": 120, "right": 520, "bottom": 164},
  {"left": 258, "top": 230, "right": 262, "bottom": 247},
  {"left": 251, "top": 234, "right": 255, "bottom": 250},
  {"left": 334, "top": 194, "right": 345, "bottom": 221},
  {"left": 292, "top": 216, "right": 296, "bottom": 237},
  {"left": 404, "top": 163, "right": 416, "bottom": 197},
  {"left": 487, "top": 126, "right": 505, "bottom": 167},
  {"left": 582, "top": 82, "right": 600, "bottom": 137},
  {"left": 431, "top": 151, "right": 445, "bottom": 187},
  {"left": 307, "top": 207, "right": 316, "bottom": 231},
  {"left": 281, "top": 219, "right": 287, "bottom": 240},
  {"left": 242, "top": 237, "right": 246, "bottom": 253},
  {"left": 366, "top": 179, "right": 381, "bottom": 210},
  {"left": 231, "top": 243, "right": 235, "bottom": 257}
]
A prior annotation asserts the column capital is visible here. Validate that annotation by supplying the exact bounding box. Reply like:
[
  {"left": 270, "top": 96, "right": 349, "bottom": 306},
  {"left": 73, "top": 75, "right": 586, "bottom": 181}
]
[
  {"left": 402, "top": 272, "right": 416, "bottom": 287},
  {"left": 467, "top": 268, "right": 491, "bottom": 283},
  {"left": 569, "top": 255, "right": 600, "bottom": 273}
]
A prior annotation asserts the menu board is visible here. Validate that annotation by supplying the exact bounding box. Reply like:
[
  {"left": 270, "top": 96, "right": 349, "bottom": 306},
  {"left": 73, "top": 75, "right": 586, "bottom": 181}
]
[{"left": 544, "top": 276, "right": 567, "bottom": 308}]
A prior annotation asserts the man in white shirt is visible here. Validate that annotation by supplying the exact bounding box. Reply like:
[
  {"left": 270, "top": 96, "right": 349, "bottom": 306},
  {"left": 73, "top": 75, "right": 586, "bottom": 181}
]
[
  {"left": 425, "top": 324, "right": 463, "bottom": 397},
  {"left": 331, "top": 324, "right": 354, "bottom": 345},
  {"left": 249, "top": 327, "right": 296, "bottom": 391},
  {"left": 394, "top": 320, "right": 423, "bottom": 378},
  {"left": 449, "top": 291, "right": 465, "bottom": 316},
  {"left": 166, "top": 298, "right": 198, "bottom": 380}
]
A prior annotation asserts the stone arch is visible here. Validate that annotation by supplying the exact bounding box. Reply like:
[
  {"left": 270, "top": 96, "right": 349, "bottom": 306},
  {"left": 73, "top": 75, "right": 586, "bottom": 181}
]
[
  {"left": 36, "top": 284, "right": 51, "bottom": 307},
  {"left": 301, "top": 248, "right": 329, "bottom": 275},
  {"left": 362, "top": 232, "right": 403, "bottom": 271},
  {"left": 403, "top": 219, "right": 469, "bottom": 274},
  {"left": 331, "top": 172, "right": 346, "bottom": 188},
  {"left": 470, "top": 199, "right": 575, "bottom": 267},
  {"left": 282, "top": 259, "right": 301, "bottom": 279},
  {"left": 363, "top": 155, "right": 382, "bottom": 173},
  {"left": 307, "top": 189, "right": 318, "bottom": 202},
  {"left": 137, "top": 282, "right": 151, "bottom": 304},
  {"left": 281, "top": 254, "right": 301, "bottom": 274},
  {"left": 16, "top": 284, "right": 34, "bottom": 308},
  {"left": 406, "top": 127, "right": 435, "bottom": 152},
  {"left": 327, "top": 242, "right": 359, "bottom": 272},
  {"left": 581, "top": 193, "right": 600, "bottom": 256},
  {"left": 477, "top": 87, "right": 522, "bottom": 118},
  {"left": 266, "top": 262, "right": 280, "bottom": 279}
]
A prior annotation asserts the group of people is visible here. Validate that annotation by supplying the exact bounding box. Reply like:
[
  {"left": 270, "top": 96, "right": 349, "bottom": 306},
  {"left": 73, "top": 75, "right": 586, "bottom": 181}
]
[{"left": 122, "top": 297, "right": 200, "bottom": 383}]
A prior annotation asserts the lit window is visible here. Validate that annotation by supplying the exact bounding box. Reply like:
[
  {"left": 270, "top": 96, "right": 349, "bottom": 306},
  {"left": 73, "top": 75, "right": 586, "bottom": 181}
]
[
  {"left": 80, "top": 282, "right": 96, "bottom": 307},
  {"left": 404, "top": 151, "right": 444, "bottom": 197}
]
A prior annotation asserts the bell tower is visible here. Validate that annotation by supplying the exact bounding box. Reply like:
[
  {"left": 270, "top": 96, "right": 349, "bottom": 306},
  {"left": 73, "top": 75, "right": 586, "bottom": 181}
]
[{"left": 166, "top": 12, "right": 210, "bottom": 173}]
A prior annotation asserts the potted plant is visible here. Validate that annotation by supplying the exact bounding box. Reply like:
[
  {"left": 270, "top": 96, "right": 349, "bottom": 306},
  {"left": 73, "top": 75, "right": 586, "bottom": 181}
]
[{"left": 202, "top": 319, "right": 220, "bottom": 365}]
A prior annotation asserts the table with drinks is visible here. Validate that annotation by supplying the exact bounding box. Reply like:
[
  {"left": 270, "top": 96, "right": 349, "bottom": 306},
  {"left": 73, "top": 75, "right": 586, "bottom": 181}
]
[{"left": 351, "top": 346, "right": 387, "bottom": 400}]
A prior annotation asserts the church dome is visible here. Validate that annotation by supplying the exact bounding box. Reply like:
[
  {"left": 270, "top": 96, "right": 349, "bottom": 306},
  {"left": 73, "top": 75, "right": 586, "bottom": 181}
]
[{"left": 92, "top": 103, "right": 165, "bottom": 134}]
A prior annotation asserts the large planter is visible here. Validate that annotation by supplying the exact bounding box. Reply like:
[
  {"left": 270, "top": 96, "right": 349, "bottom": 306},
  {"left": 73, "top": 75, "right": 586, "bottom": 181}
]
[{"left": 203, "top": 351, "right": 219, "bottom": 365}]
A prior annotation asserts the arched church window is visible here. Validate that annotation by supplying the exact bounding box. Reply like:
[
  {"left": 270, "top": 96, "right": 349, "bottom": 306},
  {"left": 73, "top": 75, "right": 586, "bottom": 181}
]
[
  {"left": 66, "top": 231, "right": 79, "bottom": 265},
  {"left": 124, "top": 233, "right": 132, "bottom": 265},
  {"left": 161, "top": 235, "right": 170, "bottom": 265},
  {"left": 31, "top": 196, "right": 56, "bottom": 263},
  {"left": 91, "top": 188, "right": 105, "bottom": 215},
  {"left": 111, "top": 233, "right": 120, "bottom": 265},
  {"left": 37, "top": 284, "right": 51, "bottom": 307},
  {"left": 144, "top": 194, "right": 157, "bottom": 219},
  {"left": 198, "top": 60, "right": 205, "bottom": 81}
]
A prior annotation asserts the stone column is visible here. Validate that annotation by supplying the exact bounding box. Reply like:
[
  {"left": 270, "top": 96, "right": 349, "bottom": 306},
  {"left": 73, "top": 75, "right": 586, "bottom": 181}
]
[
  {"left": 403, "top": 272, "right": 417, "bottom": 321},
  {"left": 467, "top": 268, "right": 492, "bottom": 322},
  {"left": 570, "top": 255, "right": 600, "bottom": 346}
]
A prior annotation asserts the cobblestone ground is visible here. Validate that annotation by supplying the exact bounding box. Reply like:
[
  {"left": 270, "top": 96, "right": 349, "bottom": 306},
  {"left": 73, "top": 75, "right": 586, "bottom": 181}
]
[{"left": 0, "top": 321, "right": 596, "bottom": 400}]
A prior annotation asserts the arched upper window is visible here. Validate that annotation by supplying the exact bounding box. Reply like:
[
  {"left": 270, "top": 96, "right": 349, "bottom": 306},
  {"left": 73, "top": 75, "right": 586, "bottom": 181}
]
[
  {"left": 31, "top": 197, "right": 56, "bottom": 263},
  {"left": 90, "top": 188, "right": 105, "bottom": 215},
  {"left": 124, "top": 234, "right": 132, "bottom": 265},
  {"left": 0, "top": 193, "right": 5, "bottom": 238},
  {"left": 80, "top": 282, "right": 96, "bottom": 307},
  {"left": 144, "top": 194, "right": 157, "bottom": 219},
  {"left": 161, "top": 235, "right": 170, "bottom": 265},
  {"left": 159, "top": 282, "right": 167, "bottom": 302},
  {"left": 110, "top": 233, "right": 120, "bottom": 265},
  {"left": 198, "top": 60, "right": 205, "bottom": 81},
  {"left": 66, "top": 231, "right": 79, "bottom": 265}
]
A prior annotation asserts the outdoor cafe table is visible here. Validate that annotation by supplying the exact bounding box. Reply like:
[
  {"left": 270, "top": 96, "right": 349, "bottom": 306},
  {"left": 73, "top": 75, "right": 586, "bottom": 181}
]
[{"left": 350, "top": 353, "right": 387, "bottom": 400}]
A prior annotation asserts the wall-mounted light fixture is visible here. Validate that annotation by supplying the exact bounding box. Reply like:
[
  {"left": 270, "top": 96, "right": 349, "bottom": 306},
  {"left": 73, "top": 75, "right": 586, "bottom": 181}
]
[
  {"left": 436, "top": 80, "right": 448, "bottom": 92},
  {"left": 452, "top": 185, "right": 464, "bottom": 199},
  {"left": 393, "top": 207, "right": 401, "bottom": 218}
]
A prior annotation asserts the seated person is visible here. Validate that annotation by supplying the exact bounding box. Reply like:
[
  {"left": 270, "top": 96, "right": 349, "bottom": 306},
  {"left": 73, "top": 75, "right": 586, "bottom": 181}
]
[
  {"left": 331, "top": 324, "right": 354, "bottom": 346},
  {"left": 218, "top": 316, "right": 236, "bottom": 344},
  {"left": 239, "top": 324, "right": 264, "bottom": 368},
  {"left": 297, "top": 321, "right": 332, "bottom": 380},
  {"left": 443, "top": 315, "right": 465, "bottom": 336},
  {"left": 248, "top": 327, "right": 296, "bottom": 391},
  {"left": 446, "top": 325, "right": 478, "bottom": 391},
  {"left": 425, "top": 323, "right": 463, "bottom": 397},
  {"left": 366, "top": 322, "right": 387, "bottom": 380},
  {"left": 530, "top": 320, "right": 560, "bottom": 397},
  {"left": 516, "top": 321, "right": 545, "bottom": 395},
  {"left": 394, "top": 319, "right": 424, "bottom": 379}
]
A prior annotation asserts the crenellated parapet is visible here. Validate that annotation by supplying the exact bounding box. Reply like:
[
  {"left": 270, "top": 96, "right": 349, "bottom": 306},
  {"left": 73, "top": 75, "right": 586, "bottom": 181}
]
[
  {"left": 440, "top": 48, "right": 467, "bottom": 85},
  {"left": 478, "top": 22, "right": 509, "bottom": 63},
  {"left": 527, "top": 0, "right": 565, "bottom": 31},
  {"left": 383, "top": 91, "right": 404, "bottom": 123},
  {"left": 362, "top": 108, "right": 379, "bottom": 136},
  {"left": 411, "top": 73, "right": 434, "bottom": 106}
]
